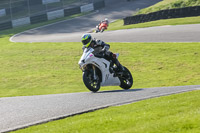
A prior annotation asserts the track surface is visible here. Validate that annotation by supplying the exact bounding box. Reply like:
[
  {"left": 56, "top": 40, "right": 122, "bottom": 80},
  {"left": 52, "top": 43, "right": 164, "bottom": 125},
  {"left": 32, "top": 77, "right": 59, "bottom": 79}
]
[
  {"left": 11, "top": 0, "right": 200, "bottom": 42},
  {"left": 11, "top": 0, "right": 163, "bottom": 42},
  {"left": 1, "top": 86, "right": 200, "bottom": 132},
  {"left": 2, "top": 0, "right": 200, "bottom": 132},
  {"left": 11, "top": 23, "right": 200, "bottom": 42}
]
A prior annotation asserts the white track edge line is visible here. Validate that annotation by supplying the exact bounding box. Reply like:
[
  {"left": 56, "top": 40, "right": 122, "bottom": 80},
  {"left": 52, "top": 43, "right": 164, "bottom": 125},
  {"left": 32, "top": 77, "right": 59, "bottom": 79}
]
[{"left": 9, "top": 10, "right": 99, "bottom": 43}]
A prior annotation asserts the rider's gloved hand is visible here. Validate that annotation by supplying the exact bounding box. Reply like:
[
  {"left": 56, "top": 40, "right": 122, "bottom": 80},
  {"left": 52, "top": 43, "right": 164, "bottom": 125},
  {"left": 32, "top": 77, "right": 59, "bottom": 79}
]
[
  {"left": 102, "top": 46, "right": 109, "bottom": 52},
  {"left": 99, "top": 50, "right": 105, "bottom": 56}
]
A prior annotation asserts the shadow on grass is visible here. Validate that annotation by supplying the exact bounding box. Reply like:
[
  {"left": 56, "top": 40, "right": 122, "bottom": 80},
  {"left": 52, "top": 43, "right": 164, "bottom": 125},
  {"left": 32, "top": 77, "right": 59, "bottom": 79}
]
[{"left": 98, "top": 89, "right": 143, "bottom": 93}]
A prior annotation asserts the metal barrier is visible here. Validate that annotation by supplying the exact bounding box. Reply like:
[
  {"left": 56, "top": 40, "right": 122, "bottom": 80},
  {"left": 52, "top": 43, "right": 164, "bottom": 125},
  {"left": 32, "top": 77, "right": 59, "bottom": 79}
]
[
  {"left": 124, "top": 6, "right": 200, "bottom": 25},
  {"left": 0, "top": 0, "right": 105, "bottom": 31}
]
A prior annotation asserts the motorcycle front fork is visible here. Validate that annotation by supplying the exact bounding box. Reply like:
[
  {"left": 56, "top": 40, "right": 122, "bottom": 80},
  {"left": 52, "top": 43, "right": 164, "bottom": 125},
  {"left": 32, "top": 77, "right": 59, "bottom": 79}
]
[{"left": 92, "top": 65, "right": 98, "bottom": 81}]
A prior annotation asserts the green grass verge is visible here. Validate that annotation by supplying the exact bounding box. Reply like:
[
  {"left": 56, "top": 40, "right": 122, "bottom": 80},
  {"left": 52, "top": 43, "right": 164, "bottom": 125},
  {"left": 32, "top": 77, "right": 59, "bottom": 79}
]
[
  {"left": 136, "top": 0, "right": 200, "bottom": 15},
  {"left": 0, "top": 7, "right": 200, "bottom": 98},
  {"left": 108, "top": 0, "right": 200, "bottom": 31},
  {"left": 108, "top": 16, "right": 200, "bottom": 31},
  {"left": 13, "top": 90, "right": 200, "bottom": 133},
  {"left": 1, "top": 39, "right": 200, "bottom": 97}
]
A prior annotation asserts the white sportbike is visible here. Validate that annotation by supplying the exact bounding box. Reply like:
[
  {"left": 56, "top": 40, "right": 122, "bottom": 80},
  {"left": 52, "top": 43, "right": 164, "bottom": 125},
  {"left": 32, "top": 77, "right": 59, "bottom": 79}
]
[{"left": 78, "top": 47, "right": 133, "bottom": 92}]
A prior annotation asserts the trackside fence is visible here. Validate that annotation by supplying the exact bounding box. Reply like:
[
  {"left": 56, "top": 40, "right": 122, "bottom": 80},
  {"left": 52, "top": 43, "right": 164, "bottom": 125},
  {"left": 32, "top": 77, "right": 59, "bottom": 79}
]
[
  {"left": 0, "top": 0, "right": 105, "bottom": 31},
  {"left": 124, "top": 6, "right": 200, "bottom": 25}
]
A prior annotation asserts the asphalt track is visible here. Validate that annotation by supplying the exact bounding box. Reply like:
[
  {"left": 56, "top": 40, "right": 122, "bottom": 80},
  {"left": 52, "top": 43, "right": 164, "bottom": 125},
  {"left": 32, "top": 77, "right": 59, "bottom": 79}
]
[
  {"left": 11, "top": 0, "right": 164, "bottom": 43},
  {"left": 11, "top": 24, "right": 200, "bottom": 42},
  {"left": 10, "top": 0, "right": 200, "bottom": 42},
  {"left": 2, "top": 0, "right": 200, "bottom": 132},
  {"left": 1, "top": 86, "right": 200, "bottom": 132}
]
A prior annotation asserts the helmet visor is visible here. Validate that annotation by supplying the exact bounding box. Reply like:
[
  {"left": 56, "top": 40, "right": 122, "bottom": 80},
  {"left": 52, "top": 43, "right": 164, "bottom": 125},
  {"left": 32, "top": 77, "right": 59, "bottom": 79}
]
[
  {"left": 82, "top": 39, "right": 92, "bottom": 47},
  {"left": 82, "top": 39, "right": 90, "bottom": 45}
]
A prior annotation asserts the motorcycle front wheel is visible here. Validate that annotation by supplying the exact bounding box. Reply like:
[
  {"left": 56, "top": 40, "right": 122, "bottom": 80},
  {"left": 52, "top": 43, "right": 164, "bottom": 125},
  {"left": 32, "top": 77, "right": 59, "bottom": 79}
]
[
  {"left": 95, "top": 29, "right": 99, "bottom": 33},
  {"left": 119, "top": 66, "right": 133, "bottom": 90},
  {"left": 100, "top": 27, "right": 105, "bottom": 33},
  {"left": 83, "top": 71, "right": 100, "bottom": 92}
]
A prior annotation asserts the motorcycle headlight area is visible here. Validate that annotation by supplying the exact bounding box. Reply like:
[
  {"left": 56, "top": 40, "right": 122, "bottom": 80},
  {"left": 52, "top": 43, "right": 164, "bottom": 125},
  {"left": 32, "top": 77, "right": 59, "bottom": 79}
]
[{"left": 79, "top": 64, "right": 87, "bottom": 71}]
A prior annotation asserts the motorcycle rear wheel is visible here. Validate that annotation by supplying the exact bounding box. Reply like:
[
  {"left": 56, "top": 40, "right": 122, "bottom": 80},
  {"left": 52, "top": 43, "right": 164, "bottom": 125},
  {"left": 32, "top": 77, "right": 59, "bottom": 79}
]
[
  {"left": 83, "top": 71, "right": 100, "bottom": 92},
  {"left": 119, "top": 66, "right": 133, "bottom": 90}
]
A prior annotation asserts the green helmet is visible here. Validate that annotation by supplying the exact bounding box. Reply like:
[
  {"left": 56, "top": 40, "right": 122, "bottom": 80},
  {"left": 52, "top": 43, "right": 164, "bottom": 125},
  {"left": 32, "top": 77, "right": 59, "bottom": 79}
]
[{"left": 81, "top": 34, "right": 92, "bottom": 48}]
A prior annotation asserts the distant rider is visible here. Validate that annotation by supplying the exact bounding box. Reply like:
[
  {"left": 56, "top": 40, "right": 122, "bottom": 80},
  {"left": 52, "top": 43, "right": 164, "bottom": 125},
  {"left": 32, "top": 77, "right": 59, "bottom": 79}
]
[
  {"left": 97, "top": 18, "right": 109, "bottom": 31},
  {"left": 81, "top": 33, "right": 124, "bottom": 72},
  {"left": 99, "top": 18, "right": 109, "bottom": 26}
]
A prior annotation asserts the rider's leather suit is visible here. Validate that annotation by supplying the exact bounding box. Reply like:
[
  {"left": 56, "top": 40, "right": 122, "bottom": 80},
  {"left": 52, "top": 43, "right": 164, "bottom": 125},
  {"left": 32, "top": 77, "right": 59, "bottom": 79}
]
[{"left": 82, "top": 39, "right": 124, "bottom": 71}]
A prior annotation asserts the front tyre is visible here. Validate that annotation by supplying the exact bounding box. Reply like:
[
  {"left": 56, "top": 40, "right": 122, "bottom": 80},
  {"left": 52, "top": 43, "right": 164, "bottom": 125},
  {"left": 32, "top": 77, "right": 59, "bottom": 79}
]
[
  {"left": 100, "top": 27, "right": 105, "bottom": 33},
  {"left": 95, "top": 29, "right": 99, "bottom": 33},
  {"left": 119, "top": 66, "right": 133, "bottom": 90},
  {"left": 83, "top": 71, "right": 100, "bottom": 92}
]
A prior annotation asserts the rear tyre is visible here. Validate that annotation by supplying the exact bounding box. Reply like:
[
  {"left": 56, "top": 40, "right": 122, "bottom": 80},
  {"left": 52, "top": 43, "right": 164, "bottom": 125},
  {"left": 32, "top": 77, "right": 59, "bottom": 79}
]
[
  {"left": 83, "top": 71, "right": 100, "bottom": 92},
  {"left": 119, "top": 66, "right": 133, "bottom": 90}
]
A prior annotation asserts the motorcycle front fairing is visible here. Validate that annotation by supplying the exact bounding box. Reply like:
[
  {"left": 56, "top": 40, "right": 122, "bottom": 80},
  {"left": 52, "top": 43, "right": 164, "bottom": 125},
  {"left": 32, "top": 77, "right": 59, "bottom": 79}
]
[
  {"left": 100, "top": 22, "right": 108, "bottom": 29},
  {"left": 78, "top": 48, "right": 120, "bottom": 86},
  {"left": 79, "top": 47, "right": 98, "bottom": 71},
  {"left": 93, "top": 58, "right": 120, "bottom": 87}
]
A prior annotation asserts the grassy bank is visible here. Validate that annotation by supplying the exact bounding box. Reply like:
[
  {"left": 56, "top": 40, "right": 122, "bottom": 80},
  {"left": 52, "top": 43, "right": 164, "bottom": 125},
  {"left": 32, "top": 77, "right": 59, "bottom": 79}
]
[
  {"left": 0, "top": 7, "right": 200, "bottom": 97},
  {"left": 1, "top": 38, "right": 200, "bottom": 97},
  {"left": 108, "top": 0, "right": 200, "bottom": 31},
  {"left": 108, "top": 15, "right": 200, "bottom": 31},
  {"left": 13, "top": 90, "right": 200, "bottom": 133},
  {"left": 136, "top": 0, "right": 200, "bottom": 15}
]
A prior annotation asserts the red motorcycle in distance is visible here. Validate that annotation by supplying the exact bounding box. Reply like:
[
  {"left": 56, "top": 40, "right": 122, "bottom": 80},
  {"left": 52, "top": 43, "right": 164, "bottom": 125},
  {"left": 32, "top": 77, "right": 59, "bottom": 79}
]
[{"left": 95, "top": 22, "right": 108, "bottom": 33}]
